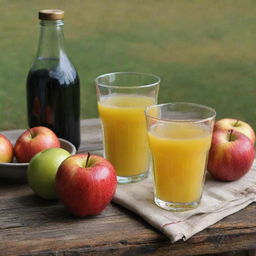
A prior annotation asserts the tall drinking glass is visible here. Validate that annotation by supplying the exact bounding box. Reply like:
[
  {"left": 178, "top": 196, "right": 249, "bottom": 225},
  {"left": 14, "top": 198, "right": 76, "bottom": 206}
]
[
  {"left": 145, "top": 103, "right": 216, "bottom": 211},
  {"left": 96, "top": 72, "right": 160, "bottom": 184}
]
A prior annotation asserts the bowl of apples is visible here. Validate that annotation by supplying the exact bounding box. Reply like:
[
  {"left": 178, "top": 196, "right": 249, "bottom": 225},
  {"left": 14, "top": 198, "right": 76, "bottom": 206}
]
[{"left": 0, "top": 127, "right": 76, "bottom": 183}]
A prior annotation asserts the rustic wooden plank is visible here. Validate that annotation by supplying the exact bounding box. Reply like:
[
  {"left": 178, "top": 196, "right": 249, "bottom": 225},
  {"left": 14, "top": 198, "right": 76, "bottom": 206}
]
[
  {"left": 0, "top": 119, "right": 256, "bottom": 256},
  {"left": 0, "top": 187, "right": 255, "bottom": 256},
  {"left": 0, "top": 175, "right": 255, "bottom": 256},
  {"left": 79, "top": 119, "right": 103, "bottom": 153}
]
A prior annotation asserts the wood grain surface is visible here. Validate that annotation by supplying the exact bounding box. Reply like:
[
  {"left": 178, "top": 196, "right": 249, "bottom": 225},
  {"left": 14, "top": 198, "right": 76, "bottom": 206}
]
[{"left": 0, "top": 119, "right": 255, "bottom": 256}]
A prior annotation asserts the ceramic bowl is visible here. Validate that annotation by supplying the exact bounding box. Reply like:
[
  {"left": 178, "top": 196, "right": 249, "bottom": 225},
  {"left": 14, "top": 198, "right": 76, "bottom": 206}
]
[{"left": 0, "top": 138, "right": 76, "bottom": 183}]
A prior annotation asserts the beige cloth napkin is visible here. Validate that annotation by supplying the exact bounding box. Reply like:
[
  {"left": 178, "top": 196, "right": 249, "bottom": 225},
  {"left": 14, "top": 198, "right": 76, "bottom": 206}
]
[{"left": 112, "top": 162, "right": 256, "bottom": 242}]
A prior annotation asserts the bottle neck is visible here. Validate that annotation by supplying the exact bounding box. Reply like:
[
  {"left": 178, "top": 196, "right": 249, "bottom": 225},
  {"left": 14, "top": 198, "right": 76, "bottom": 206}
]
[{"left": 36, "top": 20, "right": 65, "bottom": 60}]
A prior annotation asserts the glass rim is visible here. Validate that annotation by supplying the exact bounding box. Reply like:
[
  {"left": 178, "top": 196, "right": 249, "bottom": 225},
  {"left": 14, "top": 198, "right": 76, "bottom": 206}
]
[
  {"left": 95, "top": 72, "right": 161, "bottom": 89},
  {"left": 145, "top": 102, "right": 216, "bottom": 123}
]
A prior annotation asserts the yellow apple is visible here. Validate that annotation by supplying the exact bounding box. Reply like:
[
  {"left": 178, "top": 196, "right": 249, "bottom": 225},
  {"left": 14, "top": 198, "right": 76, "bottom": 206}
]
[{"left": 214, "top": 118, "right": 255, "bottom": 143}]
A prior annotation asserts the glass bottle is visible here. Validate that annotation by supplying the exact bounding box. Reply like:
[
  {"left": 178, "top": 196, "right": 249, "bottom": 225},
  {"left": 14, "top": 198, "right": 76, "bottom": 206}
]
[{"left": 26, "top": 9, "right": 80, "bottom": 149}]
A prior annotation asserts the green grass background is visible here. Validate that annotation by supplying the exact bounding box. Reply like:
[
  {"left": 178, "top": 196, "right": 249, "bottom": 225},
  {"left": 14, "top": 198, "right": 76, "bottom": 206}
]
[{"left": 1, "top": 0, "right": 256, "bottom": 130}]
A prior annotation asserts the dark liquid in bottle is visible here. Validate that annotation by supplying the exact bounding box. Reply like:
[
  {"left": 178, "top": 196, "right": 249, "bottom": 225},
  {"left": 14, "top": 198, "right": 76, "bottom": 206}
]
[{"left": 27, "top": 63, "right": 80, "bottom": 149}]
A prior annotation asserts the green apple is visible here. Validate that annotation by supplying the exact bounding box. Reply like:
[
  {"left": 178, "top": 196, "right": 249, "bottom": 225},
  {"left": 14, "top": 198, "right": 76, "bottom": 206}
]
[{"left": 27, "top": 148, "right": 70, "bottom": 200}]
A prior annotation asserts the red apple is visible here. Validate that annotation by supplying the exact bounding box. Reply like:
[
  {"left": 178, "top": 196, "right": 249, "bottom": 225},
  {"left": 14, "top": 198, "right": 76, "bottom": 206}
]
[
  {"left": 14, "top": 126, "right": 60, "bottom": 163},
  {"left": 207, "top": 129, "right": 255, "bottom": 181},
  {"left": 0, "top": 134, "right": 13, "bottom": 163},
  {"left": 56, "top": 153, "right": 117, "bottom": 217},
  {"left": 214, "top": 118, "right": 255, "bottom": 143}
]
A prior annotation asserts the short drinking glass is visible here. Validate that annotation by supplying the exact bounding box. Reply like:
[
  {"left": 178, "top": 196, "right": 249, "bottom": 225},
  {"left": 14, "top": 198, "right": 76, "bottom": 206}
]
[
  {"left": 145, "top": 102, "right": 216, "bottom": 211},
  {"left": 96, "top": 72, "right": 160, "bottom": 184}
]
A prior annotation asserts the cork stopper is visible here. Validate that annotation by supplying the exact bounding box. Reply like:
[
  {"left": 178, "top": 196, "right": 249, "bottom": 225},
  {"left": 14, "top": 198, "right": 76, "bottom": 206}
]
[{"left": 39, "top": 9, "right": 64, "bottom": 20}]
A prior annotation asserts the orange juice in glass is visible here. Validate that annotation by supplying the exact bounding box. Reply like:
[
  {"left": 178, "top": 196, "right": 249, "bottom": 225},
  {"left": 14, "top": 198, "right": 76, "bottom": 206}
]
[
  {"left": 145, "top": 103, "right": 216, "bottom": 211},
  {"left": 96, "top": 72, "right": 160, "bottom": 183}
]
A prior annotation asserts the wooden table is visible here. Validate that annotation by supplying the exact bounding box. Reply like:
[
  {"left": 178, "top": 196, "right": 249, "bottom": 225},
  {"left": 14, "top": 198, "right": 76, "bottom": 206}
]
[{"left": 1, "top": 119, "right": 256, "bottom": 256}]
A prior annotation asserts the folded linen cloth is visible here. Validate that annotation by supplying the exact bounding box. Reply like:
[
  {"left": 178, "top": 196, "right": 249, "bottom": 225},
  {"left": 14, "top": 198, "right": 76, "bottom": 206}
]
[{"left": 112, "top": 162, "right": 256, "bottom": 242}]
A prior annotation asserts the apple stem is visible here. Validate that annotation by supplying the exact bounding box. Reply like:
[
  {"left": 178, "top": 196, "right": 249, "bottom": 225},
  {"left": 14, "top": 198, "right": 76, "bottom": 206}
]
[
  {"left": 234, "top": 119, "right": 240, "bottom": 127},
  {"left": 228, "top": 129, "right": 234, "bottom": 141},
  {"left": 85, "top": 152, "right": 91, "bottom": 168},
  {"left": 28, "top": 128, "right": 33, "bottom": 139}
]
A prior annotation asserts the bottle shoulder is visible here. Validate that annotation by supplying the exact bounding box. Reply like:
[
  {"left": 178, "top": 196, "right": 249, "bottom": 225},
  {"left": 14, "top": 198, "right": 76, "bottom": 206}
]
[
  {"left": 28, "top": 52, "right": 79, "bottom": 86},
  {"left": 27, "top": 64, "right": 79, "bottom": 87}
]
